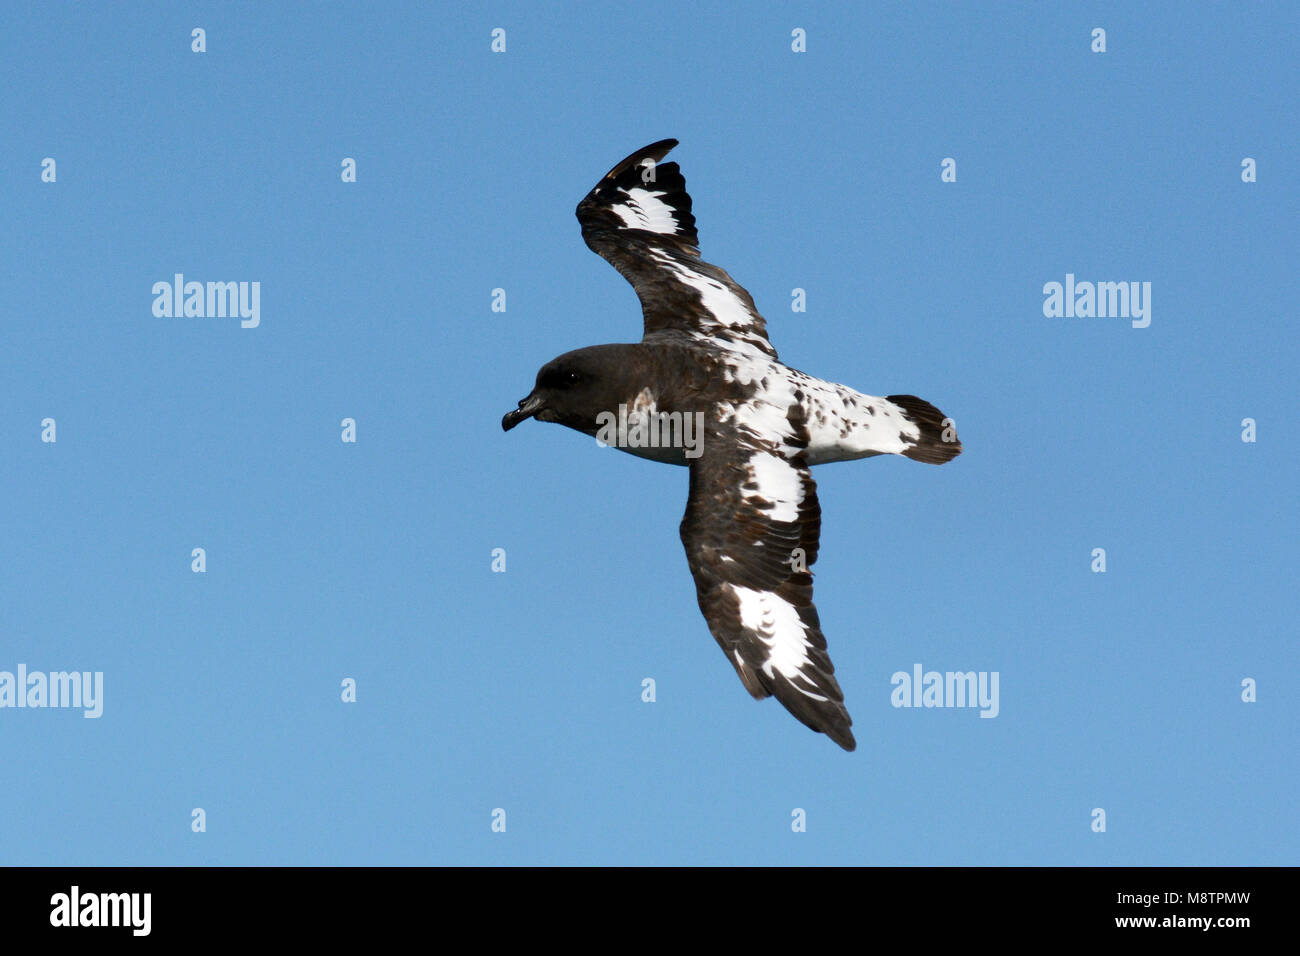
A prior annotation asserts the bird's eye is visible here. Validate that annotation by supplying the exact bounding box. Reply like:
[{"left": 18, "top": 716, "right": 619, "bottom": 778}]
[{"left": 563, "top": 370, "right": 581, "bottom": 386}]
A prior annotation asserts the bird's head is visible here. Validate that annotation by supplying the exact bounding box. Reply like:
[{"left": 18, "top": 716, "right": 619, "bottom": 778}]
[{"left": 502, "top": 347, "right": 630, "bottom": 436}]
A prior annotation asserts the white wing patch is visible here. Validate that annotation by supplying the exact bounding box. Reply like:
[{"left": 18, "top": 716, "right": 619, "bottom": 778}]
[
  {"left": 653, "top": 256, "right": 752, "bottom": 328},
  {"left": 741, "top": 450, "right": 803, "bottom": 522},
  {"left": 610, "top": 186, "right": 681, "bottom": 235},
  {"left": 730, "top": 585, "right": 828, "bottom": 702},
  {"left": 722, "top": 362, "right": 804, "bottom": 458},
  {"left": 647, "top": 250, "right": 773, "bottom": 357}
]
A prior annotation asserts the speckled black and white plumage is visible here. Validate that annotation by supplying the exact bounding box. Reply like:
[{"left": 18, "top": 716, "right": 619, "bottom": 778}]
[{"left": 504, "top": 140, "right": 963, "bottom": 751}]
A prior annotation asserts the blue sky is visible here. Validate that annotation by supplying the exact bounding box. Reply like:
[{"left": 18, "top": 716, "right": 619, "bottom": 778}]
[{"left": 2, "top": 1, "right": 1295, "bottom": 865}]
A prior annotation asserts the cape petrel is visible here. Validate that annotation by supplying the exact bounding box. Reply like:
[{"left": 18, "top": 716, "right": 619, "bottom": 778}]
[{"left": 503, "top": 140, "right": 962, "bottom": 751}]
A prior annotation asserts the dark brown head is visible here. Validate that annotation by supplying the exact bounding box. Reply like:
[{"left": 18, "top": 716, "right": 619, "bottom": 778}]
[{"left": 502, "top": 345, "right": 640, "bottom": 437}]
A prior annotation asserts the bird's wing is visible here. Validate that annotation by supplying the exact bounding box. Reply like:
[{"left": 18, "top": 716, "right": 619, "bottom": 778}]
[
  {"left": 678, "top": 412, "right": 855, "bottom": 751},
  {"left": 575, "top": 139, "right": 778, "bottom": 360}
]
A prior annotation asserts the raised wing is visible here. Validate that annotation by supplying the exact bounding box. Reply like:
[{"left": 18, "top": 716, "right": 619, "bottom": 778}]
[
  {"left": 679, "top": 417, "right": 855, "bottom": 751},
  {"left": 576, "top": 140, "right": 778, "bottom": 359}
]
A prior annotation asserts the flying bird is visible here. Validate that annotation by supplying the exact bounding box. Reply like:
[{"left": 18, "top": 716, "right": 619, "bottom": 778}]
[{"left": 503, "top": 140, "right": 961, "bottom": 751}]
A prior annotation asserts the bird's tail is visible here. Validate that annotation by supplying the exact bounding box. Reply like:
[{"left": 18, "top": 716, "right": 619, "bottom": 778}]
[{"left": 887, "top": 394, "right": 963, "bottom": 464}]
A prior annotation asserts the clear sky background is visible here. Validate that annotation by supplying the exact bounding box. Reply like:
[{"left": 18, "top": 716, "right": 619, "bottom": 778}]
[{"left": 2, "top": 2, "right": 1295, "bottom": 865}]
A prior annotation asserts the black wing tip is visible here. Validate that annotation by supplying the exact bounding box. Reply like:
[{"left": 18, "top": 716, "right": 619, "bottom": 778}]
[
  {"left": 764, "top": 670, "right": 856, "bottom": 752},
  {"left": 577, "top": 138, "right": 700, "bottom": 252},
  {"left": 828, "top": 725, "right": 857, "bottom": 752},
  {"left": 810, "top": 709, "right": 856, "bottom": 751},
  {"left": 783, "top": 699, "right": 856, "bottom": 752},
  {"left": 641, "top": 136, "right": 679, "bottom": 153},
  {"left": 601, "top": 138, "right": 680, "bottom": 181}
]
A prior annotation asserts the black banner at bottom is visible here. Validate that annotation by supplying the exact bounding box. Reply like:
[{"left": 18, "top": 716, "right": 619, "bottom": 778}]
[{"left": 0, "top": 866, "right": 1282, "bottom": 941}]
